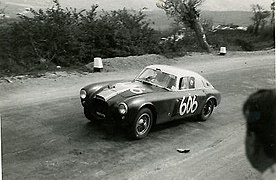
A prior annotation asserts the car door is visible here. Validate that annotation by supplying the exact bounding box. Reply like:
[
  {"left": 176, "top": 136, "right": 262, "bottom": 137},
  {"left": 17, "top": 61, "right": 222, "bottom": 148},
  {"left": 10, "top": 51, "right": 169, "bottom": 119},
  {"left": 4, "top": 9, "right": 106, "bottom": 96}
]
[{"left": 171, "top": 76, "right": 205, "bottom": 120}]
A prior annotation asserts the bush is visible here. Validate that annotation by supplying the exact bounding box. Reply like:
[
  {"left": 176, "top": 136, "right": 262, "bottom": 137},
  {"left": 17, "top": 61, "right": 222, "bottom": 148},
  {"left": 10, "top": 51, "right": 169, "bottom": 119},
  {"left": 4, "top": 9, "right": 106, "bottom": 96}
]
[
  {"left": 235, "top": 39, "right": 254, "bottom": 51},
  {"left": 259, "top": 26, "right": 275, "bottom": 40},
  {"left": 0, "top": 0, "right": 161, "bottom": 75},
  {"left": 206, "top": 29, "right": 274, "bottom": 51},
  {"left": 158, "top": 27, "right": 203, "bottom": 56}
]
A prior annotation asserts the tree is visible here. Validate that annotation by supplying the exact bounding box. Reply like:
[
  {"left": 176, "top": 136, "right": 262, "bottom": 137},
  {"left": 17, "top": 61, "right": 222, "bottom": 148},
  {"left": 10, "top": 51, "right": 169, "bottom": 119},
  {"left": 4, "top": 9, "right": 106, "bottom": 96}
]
[
  {"left": 201, "top": 17, "right": 214, "bottom": 31},
  {"left": 157, "top": 0, "right": 212, "bottom": 52},
  {"left": 251, "top": 4, "right": 270, "bottom": 35}
]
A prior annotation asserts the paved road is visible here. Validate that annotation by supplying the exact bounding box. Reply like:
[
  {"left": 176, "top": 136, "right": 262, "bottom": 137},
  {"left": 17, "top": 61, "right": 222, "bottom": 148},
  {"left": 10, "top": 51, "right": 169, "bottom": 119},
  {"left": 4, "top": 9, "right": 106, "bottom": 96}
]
[{"left": 1, "top": 51, "right": 275, "bottom": 180}]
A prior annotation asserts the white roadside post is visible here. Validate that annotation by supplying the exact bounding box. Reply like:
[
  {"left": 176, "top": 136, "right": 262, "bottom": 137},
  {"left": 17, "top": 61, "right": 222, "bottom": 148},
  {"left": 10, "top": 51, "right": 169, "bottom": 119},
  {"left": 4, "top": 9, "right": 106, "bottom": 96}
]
[
  {"left": 219, "top": 47, "right": 227, "bottom": 55},
  {"left": 93, "top": 57, "right": 103, "bottom": 72}
]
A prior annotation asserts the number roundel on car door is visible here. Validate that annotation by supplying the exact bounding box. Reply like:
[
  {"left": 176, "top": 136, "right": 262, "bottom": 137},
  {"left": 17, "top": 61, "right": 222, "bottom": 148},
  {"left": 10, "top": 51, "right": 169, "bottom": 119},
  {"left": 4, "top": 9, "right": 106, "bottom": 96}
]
[{"left": 179, "top": 95, "right": 198, "bottom": 115}]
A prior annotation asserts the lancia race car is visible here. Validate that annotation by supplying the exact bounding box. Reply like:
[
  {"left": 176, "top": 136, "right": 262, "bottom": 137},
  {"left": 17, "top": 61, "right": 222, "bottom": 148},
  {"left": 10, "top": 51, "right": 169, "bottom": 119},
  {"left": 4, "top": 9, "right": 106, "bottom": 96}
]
[{"left": 80, "top": 65, "right": 221, "bottom": 139}]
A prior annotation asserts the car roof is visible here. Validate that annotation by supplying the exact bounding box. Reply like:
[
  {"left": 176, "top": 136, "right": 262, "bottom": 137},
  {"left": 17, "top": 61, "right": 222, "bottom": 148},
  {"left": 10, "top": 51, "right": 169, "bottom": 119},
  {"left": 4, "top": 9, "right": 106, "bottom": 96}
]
[{"left": 146, "top": 64, "right": 203, "bottom": 79}]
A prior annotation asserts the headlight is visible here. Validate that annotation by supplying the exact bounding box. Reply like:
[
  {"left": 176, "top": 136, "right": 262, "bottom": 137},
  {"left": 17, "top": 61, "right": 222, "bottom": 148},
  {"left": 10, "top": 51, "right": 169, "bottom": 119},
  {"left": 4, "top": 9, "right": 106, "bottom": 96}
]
[
  {"left": 118, "top": 103, "right": 128, "bottom": 115},
  {"left": 80, "top": 89, "right": 87, "bottom": 99}
]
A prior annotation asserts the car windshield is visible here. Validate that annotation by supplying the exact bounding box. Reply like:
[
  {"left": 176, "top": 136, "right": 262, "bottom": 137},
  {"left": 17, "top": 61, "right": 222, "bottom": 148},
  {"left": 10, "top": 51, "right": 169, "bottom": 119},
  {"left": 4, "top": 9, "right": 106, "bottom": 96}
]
[{"left": 136, "top": 68, "right": 177, "bottom": 91}]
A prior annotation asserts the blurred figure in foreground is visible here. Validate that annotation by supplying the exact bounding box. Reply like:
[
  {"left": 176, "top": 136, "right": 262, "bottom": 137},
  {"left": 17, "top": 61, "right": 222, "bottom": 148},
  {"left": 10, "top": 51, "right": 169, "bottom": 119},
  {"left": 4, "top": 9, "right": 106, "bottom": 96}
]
[{"left": 243, "top": 89, "right": 276, "bottom": 180}]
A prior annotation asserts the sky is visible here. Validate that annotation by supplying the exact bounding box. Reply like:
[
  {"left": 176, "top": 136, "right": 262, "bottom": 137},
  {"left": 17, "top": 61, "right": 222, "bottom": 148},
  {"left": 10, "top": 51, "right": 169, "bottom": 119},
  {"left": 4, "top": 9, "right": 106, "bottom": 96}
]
[{"left": 1, "top": 0, "right": 273, "bottom": 11}]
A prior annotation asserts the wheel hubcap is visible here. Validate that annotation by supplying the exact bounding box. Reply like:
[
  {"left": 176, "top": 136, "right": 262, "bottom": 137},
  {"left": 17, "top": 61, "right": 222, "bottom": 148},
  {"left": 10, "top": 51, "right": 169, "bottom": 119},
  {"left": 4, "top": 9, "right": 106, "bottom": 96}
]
[
  {"left": 136, "top": 113, "right": 150, "bottom": 135},
  {"left": 203, "top": 102, "right": 212, "bottom": 116}
]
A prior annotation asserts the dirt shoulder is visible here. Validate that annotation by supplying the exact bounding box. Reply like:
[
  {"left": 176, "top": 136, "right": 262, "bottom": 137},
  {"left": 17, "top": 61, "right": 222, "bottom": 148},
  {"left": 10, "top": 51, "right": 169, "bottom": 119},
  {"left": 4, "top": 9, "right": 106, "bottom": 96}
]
[
  {"left": 1, "top": 49, "right": 274, "bottom": 83},
  {"left": 0, "top": 50, "right": 274, "bottom": 110}
]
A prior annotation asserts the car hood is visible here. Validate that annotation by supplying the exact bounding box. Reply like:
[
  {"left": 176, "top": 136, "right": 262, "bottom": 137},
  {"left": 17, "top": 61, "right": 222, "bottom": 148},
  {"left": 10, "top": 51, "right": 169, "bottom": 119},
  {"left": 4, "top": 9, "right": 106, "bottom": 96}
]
[{"left": 97, "top": 81, "right": 164, "bottom": 101}]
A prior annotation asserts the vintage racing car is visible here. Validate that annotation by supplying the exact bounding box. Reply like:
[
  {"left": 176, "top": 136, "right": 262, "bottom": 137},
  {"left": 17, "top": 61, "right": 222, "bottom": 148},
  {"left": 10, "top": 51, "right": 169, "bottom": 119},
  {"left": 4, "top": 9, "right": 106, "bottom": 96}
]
[{"left": 80, "top": 65, "right": 221, "bottom": 139}]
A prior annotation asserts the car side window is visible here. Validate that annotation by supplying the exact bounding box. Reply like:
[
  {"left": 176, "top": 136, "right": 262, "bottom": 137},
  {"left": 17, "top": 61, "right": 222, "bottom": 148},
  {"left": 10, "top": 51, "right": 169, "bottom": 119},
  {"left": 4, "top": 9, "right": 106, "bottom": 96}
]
[
  {"left": 189, "top": 77, "right": 195, "bottom": 89},
  {"left": 179, "top": 77, "right": 189, "bottom": 90},
  {"left": 179, "top": 77, "right": 195, "bottom": 90}
]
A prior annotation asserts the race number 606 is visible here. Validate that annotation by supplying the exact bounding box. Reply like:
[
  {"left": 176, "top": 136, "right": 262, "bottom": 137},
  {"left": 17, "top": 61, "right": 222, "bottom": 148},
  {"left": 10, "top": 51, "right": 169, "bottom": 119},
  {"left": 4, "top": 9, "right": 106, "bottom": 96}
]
[{"left": 179, "top": 95, "right": 198, "bottom": 115}]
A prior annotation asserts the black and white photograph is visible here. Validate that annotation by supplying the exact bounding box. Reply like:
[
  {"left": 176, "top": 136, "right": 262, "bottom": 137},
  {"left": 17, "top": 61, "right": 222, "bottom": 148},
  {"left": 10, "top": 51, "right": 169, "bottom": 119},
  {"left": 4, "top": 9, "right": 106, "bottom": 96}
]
[{"left": 0, "top": 0, "right": 275, "bottom": 179}]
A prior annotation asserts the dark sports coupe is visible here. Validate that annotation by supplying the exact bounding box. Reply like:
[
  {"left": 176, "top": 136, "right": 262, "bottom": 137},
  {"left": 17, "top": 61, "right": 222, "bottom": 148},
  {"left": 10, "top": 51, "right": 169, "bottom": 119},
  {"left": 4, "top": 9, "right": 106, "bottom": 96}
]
[{"left": 80, "top": 65, "right": 221, "bottom": 139}]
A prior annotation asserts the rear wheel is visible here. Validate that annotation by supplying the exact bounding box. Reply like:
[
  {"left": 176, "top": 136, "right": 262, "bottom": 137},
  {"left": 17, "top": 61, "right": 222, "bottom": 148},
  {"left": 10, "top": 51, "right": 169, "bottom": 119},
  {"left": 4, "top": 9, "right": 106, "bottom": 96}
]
[
  {"left": 130, "top": 108, "right": 153, "bottom": 139},
  {"left": 198, "top": 99, "right": 214, "bottom": 121}
]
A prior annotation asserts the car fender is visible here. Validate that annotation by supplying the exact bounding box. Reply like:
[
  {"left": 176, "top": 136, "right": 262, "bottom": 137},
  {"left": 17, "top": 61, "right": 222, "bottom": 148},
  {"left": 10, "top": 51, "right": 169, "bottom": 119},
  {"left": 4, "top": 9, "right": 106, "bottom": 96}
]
[
  {"left": 138, "top": 102, "right": 157, "bottom": 124},
  {"left": 124, "top": 98, "right": 156, "bottom": 124},
  {"left": 206, "top": 95, "right": 218, "bottom": 106}
]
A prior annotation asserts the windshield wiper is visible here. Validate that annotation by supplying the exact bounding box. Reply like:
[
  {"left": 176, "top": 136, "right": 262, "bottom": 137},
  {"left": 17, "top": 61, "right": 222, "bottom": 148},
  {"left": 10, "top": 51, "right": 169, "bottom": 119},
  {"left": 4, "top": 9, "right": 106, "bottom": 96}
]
[
  {"left": 136, "top": 79, "right": 153, "bottom": 85},
  {"left": 136, "top": 79, "right": 171, "bottom": 91},
  {"left": 155, "top": 84, "right": 171, "bottom": 91}
]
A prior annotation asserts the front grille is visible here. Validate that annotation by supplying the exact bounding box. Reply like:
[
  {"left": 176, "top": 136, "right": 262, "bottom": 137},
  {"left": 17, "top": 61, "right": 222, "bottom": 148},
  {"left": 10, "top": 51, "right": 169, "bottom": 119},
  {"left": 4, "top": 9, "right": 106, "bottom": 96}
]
[{"left": 91, "top": 96, "right": 108, "bottom": 119}]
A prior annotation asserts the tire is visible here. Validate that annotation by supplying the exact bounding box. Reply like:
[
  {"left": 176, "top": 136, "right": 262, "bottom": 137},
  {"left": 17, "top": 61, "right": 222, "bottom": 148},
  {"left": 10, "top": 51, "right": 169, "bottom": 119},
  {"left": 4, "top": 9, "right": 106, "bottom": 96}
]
[
  {"left": 198, "top": 99, "right": 214, "bottom": 121},
  {"left": 130, "top": 108, "right": 153, "bottom": 139}
]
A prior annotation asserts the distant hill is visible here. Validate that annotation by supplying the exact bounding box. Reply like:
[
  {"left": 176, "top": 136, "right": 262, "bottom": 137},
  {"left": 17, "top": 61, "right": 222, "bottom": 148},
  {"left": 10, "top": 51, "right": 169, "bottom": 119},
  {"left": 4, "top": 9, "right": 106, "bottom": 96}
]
[
  {"left": 2, "top": 3, "right": 253, "bottom": 31},
  {"left": 144, "top": 10, "right": 253, "bottom": 30},
  {"left": 200, "top": 0, "right": 271, "bottom": 11},
  {"left": 201, "top": 11, "right": 253, "bottom": 26},
  {"left": 3, "top": 0, "right": 272, "bottom": 11}
]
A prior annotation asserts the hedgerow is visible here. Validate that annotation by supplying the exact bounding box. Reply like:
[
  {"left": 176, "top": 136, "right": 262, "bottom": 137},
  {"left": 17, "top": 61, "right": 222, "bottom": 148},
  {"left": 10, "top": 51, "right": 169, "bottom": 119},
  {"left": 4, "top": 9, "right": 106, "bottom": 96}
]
[{"left": 0, "top": 0, "right": 161, "bottom": 75}]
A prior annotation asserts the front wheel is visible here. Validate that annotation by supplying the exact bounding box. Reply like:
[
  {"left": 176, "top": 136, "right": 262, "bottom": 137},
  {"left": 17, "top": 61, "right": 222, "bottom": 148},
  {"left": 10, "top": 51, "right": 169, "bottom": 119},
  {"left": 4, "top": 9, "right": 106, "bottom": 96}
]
[
  {"left": 198, "top": 99, "right": 214, "bottom": 121},
  {"left": 129, "top": 108, "right": 153, "bottom": 139}
]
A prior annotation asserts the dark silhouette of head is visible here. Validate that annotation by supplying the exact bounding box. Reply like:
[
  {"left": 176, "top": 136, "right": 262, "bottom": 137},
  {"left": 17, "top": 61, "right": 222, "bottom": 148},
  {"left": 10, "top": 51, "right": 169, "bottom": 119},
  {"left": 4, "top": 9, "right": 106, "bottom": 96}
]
[{"left": 243, "top": 89, "right": 276, "bottom": 172}]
